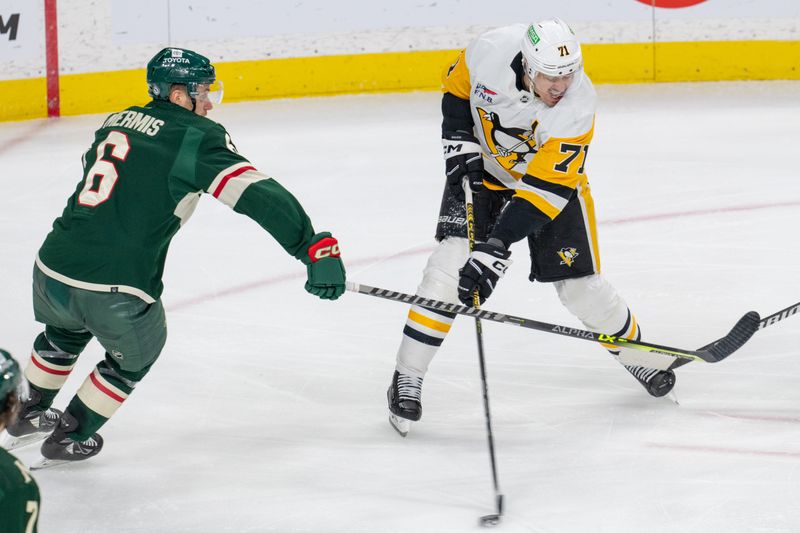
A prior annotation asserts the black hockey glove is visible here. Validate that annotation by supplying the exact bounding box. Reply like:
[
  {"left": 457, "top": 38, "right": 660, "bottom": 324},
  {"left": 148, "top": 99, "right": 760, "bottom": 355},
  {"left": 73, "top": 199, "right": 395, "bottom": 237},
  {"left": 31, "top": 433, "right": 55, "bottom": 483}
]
[
  {"left": 442, "top": 131, "right": 485, "bottom": 194},
  {"left": 458, "top": 241, "right": 513, "bottom": 307}
]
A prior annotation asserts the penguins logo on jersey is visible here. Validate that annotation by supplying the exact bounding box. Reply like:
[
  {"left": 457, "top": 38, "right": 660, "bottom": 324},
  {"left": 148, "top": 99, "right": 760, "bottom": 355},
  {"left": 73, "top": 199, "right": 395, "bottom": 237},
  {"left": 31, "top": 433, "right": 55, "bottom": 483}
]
[
  {"left": 477, "top": 106, "right": 538, "bottom": 175},
  {"left": 557, "top": 247, "right": 579, "bottom": 267}
]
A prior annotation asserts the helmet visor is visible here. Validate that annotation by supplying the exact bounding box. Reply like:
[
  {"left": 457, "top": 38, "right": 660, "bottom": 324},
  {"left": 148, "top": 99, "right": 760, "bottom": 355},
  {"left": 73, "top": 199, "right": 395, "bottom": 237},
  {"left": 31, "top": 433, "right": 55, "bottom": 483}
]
[{"left": 192, "top": 80, "right": 224, "bottom": 106}]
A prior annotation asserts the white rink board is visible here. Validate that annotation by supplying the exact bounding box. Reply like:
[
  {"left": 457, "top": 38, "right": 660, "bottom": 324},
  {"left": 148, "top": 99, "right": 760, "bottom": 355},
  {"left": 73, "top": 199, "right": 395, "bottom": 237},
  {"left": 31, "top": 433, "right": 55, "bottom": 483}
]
[
  {"left": 0, "top": 0, "right": 45, "bottom": 78},
  {"left": 1, "top": 0, "right": 799, "bottom": 78}
]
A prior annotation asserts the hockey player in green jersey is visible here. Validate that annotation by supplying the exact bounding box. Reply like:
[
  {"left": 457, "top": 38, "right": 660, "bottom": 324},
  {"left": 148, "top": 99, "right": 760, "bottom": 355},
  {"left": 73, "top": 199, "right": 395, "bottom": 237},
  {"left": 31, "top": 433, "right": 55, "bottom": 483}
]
[
  {"left": 1, "top": 349, "right": 41, "bottom": 532},
  {"left": 3, "top": 47, "right": 346, "bottom": 468}
]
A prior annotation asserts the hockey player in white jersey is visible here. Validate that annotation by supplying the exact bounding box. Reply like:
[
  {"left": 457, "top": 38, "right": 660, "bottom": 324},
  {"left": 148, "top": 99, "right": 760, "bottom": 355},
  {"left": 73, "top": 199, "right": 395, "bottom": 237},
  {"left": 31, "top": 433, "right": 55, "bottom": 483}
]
[{"left": 387, "top": 19, "right": 675, "bottom": 436}]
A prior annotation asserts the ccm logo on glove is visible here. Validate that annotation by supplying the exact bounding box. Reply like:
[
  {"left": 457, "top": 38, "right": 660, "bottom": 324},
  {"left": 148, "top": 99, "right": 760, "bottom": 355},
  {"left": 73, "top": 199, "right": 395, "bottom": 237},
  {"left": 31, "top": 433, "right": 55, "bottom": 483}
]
[
  {"left": 308, "top": 237, "right": 341, "bottom": 262},
  {"left": 457, "top": 242, "right": 513, "bottom": 306},
  {"left": 491, "top": 259, "right": 509, "bottom": 274}
]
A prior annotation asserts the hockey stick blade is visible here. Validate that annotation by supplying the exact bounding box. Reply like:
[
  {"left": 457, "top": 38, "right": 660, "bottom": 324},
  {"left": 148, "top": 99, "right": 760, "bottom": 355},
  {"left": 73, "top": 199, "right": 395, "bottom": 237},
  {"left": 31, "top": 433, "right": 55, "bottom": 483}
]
[
  {"left": 669, "top": 301, "right": 800, "bottom": 370},
  {"left": 670, "top": 308, "right": 769, "bottom": 370},
  {"left": 699, "top": 300, "right": 800, "bottom": 351},
  {"left": 479, "top": 494, "right": 504, "bottom": 528},
  {"left": 347, "top": 282, "right": 761, "bottom": 364},
  {"left": 695, "top": 311, "right": 760, "bottom": 362}
]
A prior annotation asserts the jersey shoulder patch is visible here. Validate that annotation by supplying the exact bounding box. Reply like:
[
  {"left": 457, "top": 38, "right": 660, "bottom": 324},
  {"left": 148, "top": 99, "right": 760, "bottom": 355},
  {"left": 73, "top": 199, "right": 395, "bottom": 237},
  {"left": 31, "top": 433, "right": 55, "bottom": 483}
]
[{"left": 442, "top": 49, "right": 470, "bottom": 99}]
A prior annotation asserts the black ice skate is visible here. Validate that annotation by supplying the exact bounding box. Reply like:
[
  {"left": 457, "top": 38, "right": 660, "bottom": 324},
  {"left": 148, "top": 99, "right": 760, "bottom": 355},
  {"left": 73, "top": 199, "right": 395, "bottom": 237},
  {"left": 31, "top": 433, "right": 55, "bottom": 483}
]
[
  {"left": 387, "top": 370, "right": 423, "bottom": 437},
  {"left": 31, "top": 411, "right": 103, "bottom": 470},
  {"left": 1, "top": 388, "right": 63, "bottom": 451},
  {"left": 625, "top": 365, "right": 676, "bottom": 398}
]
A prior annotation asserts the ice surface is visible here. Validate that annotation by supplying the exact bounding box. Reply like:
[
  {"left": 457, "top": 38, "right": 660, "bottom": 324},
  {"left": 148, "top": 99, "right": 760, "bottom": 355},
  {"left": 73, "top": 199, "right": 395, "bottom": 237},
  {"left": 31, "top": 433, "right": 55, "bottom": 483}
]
[{"left": 0, "top": 81, "right": 798, "bottom": 532}]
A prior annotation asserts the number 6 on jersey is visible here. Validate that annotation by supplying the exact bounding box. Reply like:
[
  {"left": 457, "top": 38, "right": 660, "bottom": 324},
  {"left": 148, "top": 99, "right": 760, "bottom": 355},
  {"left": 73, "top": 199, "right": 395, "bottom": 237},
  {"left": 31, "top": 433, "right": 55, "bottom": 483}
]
[{"left": 78, "top": 131, "right": 130, "bottom": 207}]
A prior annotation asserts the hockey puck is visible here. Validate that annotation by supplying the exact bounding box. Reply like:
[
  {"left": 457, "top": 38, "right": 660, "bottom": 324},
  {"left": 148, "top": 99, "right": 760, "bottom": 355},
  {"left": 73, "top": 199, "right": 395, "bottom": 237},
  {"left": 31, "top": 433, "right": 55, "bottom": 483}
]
[{"left": 479, "top": 514, "right": 501, "bottom": 528}]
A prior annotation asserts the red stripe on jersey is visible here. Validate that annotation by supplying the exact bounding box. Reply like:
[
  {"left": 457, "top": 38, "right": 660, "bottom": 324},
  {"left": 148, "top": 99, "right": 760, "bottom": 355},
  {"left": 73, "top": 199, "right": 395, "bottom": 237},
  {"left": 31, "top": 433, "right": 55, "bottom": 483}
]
[
  {"left": 31, "top": 355, "right": 72, "bottom": 376},
  {"left": 212, "top": 166, "right": 257, "bottom": 198},
  {"left": 90, "top": 372, "right": 126, "bottom": 403}
]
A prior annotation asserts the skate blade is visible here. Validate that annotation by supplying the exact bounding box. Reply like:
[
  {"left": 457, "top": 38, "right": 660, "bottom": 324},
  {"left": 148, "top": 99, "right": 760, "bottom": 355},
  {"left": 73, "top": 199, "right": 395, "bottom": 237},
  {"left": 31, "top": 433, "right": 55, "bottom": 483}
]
[
  {"left": 389, "top": 414, "right": 412, "bottom": 437},
  {"left": 0, "top": 431, "right": 49, "bottom": 451},
  {"left": 29, "top": 457, "right": 71, "bottom": 471},
  {"left": 666, "top": 389, "right": 680, "bottom": 406}
]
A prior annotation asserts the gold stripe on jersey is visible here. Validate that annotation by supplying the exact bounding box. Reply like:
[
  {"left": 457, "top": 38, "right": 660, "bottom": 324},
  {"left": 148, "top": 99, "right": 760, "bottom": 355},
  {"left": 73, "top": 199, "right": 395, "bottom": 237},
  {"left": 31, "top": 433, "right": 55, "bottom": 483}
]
[
  {"left": 441, "top": 49, "right": 471, "bottom": 99},
  {"left": 408, "top": 309, "right": 453, "bottom": 333},
  {"left": 509, "top": 120, "right": 595, "bottom": 218},
  {"left": 484, "top": 180, "right": 506, "bottom": 191},
  {"left": 526, "top": 119, "right": 594, "bottom": 186},
  {"left": 577, "top": 181, "right": 601, "bottom": 273},
  {"left": 513, "top": 189, "right": 563, "bottom": 220}
]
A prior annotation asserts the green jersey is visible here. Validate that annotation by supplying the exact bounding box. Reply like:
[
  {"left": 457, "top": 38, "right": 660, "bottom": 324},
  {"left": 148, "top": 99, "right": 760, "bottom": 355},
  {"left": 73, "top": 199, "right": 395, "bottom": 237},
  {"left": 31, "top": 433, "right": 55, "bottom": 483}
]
[
  {"left": 37, "top": 100, "right": 315, "bottom": 302},
  {"left": 0, "top": 448, "right": 40, "bottom": 533}
]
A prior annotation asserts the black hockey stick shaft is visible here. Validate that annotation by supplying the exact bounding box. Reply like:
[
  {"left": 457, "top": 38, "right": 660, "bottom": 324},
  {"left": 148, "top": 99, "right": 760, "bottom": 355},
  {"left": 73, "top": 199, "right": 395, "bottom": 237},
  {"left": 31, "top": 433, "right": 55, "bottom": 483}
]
[
  {"left": 465, "top": 182, "right": 503, "bottom": 520},
  {"left": 345, "top": 282, "right": 761, "bottom": 364}
]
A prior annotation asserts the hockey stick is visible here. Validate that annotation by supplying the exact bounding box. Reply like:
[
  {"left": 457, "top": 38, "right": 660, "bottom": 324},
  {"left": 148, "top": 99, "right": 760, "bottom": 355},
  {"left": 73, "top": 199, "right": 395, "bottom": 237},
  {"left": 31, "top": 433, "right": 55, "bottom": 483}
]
[
  {"left": 671, "top": 299, "right": 800, "bottom": 369},
  {"left": 713, "top": 300, "right": 799, "bottom": 339},
  {"left": 464, "top": 182, "right": 504, "bottom": 527},
  {"left": 345, "top": 281, "right": 761, "bottom": 365}
]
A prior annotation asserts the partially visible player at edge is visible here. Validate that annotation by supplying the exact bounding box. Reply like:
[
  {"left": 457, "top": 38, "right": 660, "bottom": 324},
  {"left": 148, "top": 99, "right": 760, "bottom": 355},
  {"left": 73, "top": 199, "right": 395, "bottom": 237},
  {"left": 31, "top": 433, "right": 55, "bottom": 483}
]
[
  {"left": 1, "top": 349, "right": 41, "bottom": 532},
  {"left": 1, "top": 48, "right": 346, "bottom": 467},
  {"left": 387, "top": 19, "right": 675, "bottom": 436}
]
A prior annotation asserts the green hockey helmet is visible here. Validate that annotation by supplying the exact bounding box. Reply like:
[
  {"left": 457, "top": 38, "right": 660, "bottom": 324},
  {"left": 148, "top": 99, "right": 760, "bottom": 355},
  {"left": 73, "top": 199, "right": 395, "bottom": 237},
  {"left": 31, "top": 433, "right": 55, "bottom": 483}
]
[
  {"left": 0, "top": 348, "right": 22, "bottom": 400},
  {"left": 147, "top": 47, "right": 217, "bottom": 101}
]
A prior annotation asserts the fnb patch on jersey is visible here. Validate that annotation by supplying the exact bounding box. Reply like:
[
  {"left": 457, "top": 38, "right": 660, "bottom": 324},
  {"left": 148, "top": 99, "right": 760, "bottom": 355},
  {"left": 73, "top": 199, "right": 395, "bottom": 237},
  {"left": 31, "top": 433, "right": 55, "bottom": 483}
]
[{"left": 474, "top": 83, "right": 498, "bottom": 103}]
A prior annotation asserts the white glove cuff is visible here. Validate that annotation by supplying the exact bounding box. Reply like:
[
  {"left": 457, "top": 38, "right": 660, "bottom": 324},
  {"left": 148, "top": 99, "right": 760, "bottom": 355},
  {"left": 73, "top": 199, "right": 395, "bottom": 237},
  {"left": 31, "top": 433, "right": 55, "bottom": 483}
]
[
  {"left": 471, "top": 251, "right": 513, "bottom": 279},
  {"left": 442, "top": 137, "right": 482, "bottom": 160}
]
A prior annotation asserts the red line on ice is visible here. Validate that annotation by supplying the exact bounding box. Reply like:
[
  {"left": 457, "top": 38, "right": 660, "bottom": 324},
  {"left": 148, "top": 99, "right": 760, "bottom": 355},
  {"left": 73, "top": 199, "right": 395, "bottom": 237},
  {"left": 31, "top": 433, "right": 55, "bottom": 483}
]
[
  {"left": 0, "top": 121, "right": 53, "bottom": 157},
  {"left": 647, "top": 442, "right": 800, "bottom": 459},
  {"left": 701, "top": 411, "right": 800, "bottom": 424},
  {"left": 602, "top": 200, "right": 800, "bottom": 225},
  {"left": 166, "top": 201, "right": 800, "bottom": 311}
]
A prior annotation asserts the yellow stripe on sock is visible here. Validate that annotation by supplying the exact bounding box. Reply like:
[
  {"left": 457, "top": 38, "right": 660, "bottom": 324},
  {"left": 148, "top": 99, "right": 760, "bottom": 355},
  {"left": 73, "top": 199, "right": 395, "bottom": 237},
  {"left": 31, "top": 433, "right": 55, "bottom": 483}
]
[
  {"left": 408, "top": 309, "right": 452, "bottom": 333},
  {"left": 628, "top": 316, "right": 639, "bottom": 340}
]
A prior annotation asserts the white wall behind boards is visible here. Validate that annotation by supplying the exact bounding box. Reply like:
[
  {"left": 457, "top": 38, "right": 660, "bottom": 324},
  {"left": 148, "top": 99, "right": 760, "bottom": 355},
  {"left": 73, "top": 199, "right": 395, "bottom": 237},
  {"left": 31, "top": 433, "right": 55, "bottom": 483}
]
[
  {"left": 1, "top": 0, "right": 798, "bottom": 79},
  {"left": 0, "top": 0, "right": 45, "bottom": 78}
]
